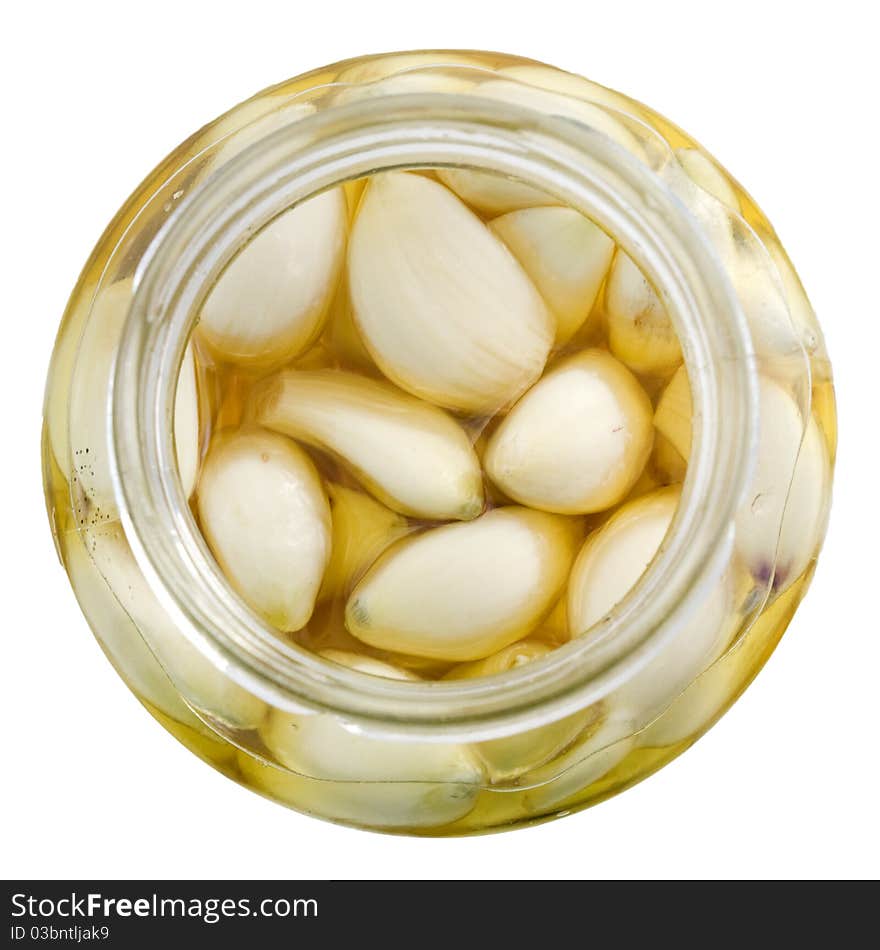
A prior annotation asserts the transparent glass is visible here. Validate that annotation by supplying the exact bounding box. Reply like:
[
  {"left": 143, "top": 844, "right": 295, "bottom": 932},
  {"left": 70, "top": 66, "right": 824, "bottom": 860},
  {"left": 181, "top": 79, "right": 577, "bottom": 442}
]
[{"left": 42, "top": 50, "right": 835, "bottom": 835}]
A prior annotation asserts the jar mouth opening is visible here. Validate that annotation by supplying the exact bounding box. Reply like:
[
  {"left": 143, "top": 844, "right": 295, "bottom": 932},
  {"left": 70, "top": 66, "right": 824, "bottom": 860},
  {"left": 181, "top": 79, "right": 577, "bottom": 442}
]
[{"left": 110, "top": 93, "right": 757, "bottom": 741}]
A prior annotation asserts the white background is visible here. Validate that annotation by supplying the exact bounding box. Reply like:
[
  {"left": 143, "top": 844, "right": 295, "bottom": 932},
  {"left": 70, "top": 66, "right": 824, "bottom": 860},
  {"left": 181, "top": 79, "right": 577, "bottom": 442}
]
[{"left": 3, "top": 0, "right": 878, "bottom": 880}]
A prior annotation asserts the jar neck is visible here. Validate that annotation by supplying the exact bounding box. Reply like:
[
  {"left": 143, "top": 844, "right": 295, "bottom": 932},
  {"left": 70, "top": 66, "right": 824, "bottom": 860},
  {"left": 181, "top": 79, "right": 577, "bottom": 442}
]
[{"left": 110, "top": 94, "right": 757, "bottom": 742}]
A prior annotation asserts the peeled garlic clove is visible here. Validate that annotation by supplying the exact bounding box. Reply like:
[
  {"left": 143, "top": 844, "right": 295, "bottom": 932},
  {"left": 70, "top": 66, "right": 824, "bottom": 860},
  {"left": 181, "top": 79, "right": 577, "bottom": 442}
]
[
  {"left": 489, "top": 206, "right": 614, "bottom": 344},
  {"left": 476, "top": 80, "right": 643, "bottom": 156},
  {"left": 653, "top": 364, "right": 693, "bottom": 462},
  {"left": 722, "top": 223, "right": 810, "bottom": 372},
  {"left": 443, "top": 637, "right": 553, "bottom": 680},
  {"left": 735, "top": 377, "right": 830, "bottom": 593},
  {"left": 46, "top": 287, "right": 96, "bottom": 481},
  {"left": 736, "top": 249, "right": 824, "bottom": 385},
  {"left": 348, "top": 172, "right": 553, "bottom": 413},
  {"left": 205, "top": 100, "right": 316, "bottom": 172},
  {"left": 198, "top": 188, "right": 346, "bottom": 368},
  {"left": 439, "top": 80, "right": 643, "bottom": 215},
  {"left": 260, "top": 672, "right": 483, "bottom": 828},
  {"left": 636, "top": 631, "right": 742, "bottom": 750},
  {"left": 62, "top": 522, "right": 198, "bottom": 724},
  {"left": 568, "top": 487, "right": 734, "bottom": 722},
  {"left": 675, "top": 148, "right": 740, "bottom": 212},
  {"left": 69, "top": 521, "right": 266, "bottom": 729},
  {"left": 197, "top": 428, "right": 331, "bottom": 631},
  {"left": 498, "top": 64, "right": 636, "bottom": 114},
  {"left": 639, "top": 564, "right": 803, "bottom": 748},
  {"left": 637, "top": 661, "right": 737, "bottom": 750},
  {"left": 619, "top": 576, "right": 734, "bottom": 725},
  {"left": 333, "top": 51, "right": 482, "bottom": 84},
  {"left": 320, "top": 483, "right": 411, "bottom": 601},
  {"left": 331, "top": 69, "right": 474, "bottom": 106},
  {"left": 63, "top": 280, "right": 201, "bottom": 513},
  {"left": 765, "top": 240, "right": 827, "bottom": 364},
  {"left": 605, "top": 251, "right": 682, "bottom": 376},
  {"left": 254, "top": 724, "right": 483, "bottom": 830},
  {"left": 485, "top": 350, "right": 654, "bottom": 514},
  {"left": 445, "top": 639, "right": 590, "bottom": 782},
  {"left": 318, "top": 648, "right": 420, "bottom": 680},
  {"left": 254, "top": 369, "right": 484, "bottom": 520},
  {"left": 522, "top": 710, "right": 635, "bottom": 811},
  {"left": 347, "top": 507, "right": 579, "bottom": 661},
  {"left": 568, "top": 488, "right": 680, "bottom": 638},
  {"left": 174, "top": 343, "right": 201, "bottom": 498},
  {"left": 437, "top": 170, "right": 550, "bottom": 218}
]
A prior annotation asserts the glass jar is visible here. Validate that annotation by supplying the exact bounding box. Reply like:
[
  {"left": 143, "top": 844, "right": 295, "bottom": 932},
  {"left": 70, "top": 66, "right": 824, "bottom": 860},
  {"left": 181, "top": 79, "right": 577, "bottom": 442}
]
[{"left": 42, "top": 50, "right": 835, "bottom": 835}]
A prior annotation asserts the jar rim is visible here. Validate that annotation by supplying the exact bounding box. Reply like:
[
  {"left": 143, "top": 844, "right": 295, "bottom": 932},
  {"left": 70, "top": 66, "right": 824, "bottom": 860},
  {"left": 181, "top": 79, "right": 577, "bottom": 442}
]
[{"left": 109, "top": 88, "right": 758, "bottom": 741}]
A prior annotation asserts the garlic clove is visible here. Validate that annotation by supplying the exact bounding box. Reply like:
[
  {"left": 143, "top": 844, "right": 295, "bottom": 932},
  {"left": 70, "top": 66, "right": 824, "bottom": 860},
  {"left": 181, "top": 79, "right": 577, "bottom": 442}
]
[
  {"left": 174, "top": 343, "right": 201, "bottom": 498},
  {"left": 198, "top": 187, "right": 346, "bottom": 368},
  {"left": 62, "top": 280, "right": 201, "bottom": 515},
  {"left": 317, "top": 648, "right": 420, "bottom": 680},
  {"left": 259, "top": 659, "right": 483, "bottom": 827},
  {"left": 62, "top": 522, "right": 199, "bottom": 724},
  {"left": 498, "top": 64, "right": 636, "bottom": 115},
  {"left": 444, "top": 639, "right": 591, "bottom": 782},
  {"left": 522, "top": 710, "right": 635, "bottom": 810},
  {"left": 605, "top": 251, "right": 682, "bottom": 376},
  {"left": 481, "top": 715, "right": 595, "bottom": 785},
  {"left": 619, "top": 577, "right": 735, "bottom": 726},
  {"left": 485, "top": 349, "right": 654, "bottom": 514},
  {"left": 331, "top": 69, "right": 474, "bottom": 106},
  {"left": 320, "top": 483, "right": 411, "bottom": 601},
  {"left": 638, "top": 564, "right": 804, "bottom": 748},
  {"left": 765, "top": 240, "right": 828, "bottom": 365},
  {"left": 735, "top": 377, "right": 831, "bottom": 594},
  {"left": 347, "top": 171, "right": 554, "bottom": 413},
  {"left": 67, "top": 521, "right": 266, "bottom": 729},
  {"left": 346, "top": 507, "right": 580, "bottom": 662},
  {"left": 636, "top": 656, "right": 739, "bottom": 750},
  {"left": 253, "top": 368, "right": 484, "bottom": 520},
  {"left": 442, "top": 637, "right": 553, "bottom": 680},
  {"left": 333, "top": 52, "right": 484, "bottom": 84},
  {"left": 48, "top": 280, "right": 120, "bottom": 493},
  {"left": 438, "top": 79, "right": 643, "bottom": 215},
  {"left": 568, "top": 488, "right": 680, "bottom": 638},
  {"left": 248, "top": 728, "right": 483, "bottom": 830},
  {"left": 709, "top": 219, "right": 811, "bottom": 374},
  {"left": 568, "top": 487, "right": 734, "bottom": 724},
  {"left": 205, "top": 100, "right": 316, "bottom": 172},
  {"left": 197, "top": 428, "right": 331, "bottom": 632},
  {"left": 675, "top": 148, "right": 740, "bottom": 212},
  {"left": 649, "top": 158, "right": 804, "bottom": 376},
  {"left": 437, "top": 170, "right": 550, "bottom": 218},
  {"left": 489, "top": 206, "right": 614, "bottom": 344},
  {"left": 653, "top": 364, "right": 693, "bottom": 462}
]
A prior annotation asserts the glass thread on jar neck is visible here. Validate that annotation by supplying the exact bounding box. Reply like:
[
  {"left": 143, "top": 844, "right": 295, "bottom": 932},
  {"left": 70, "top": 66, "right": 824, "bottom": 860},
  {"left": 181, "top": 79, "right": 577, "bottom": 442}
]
[{"left": 109, "top": 94, "right": 757, "bottom": 742}]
